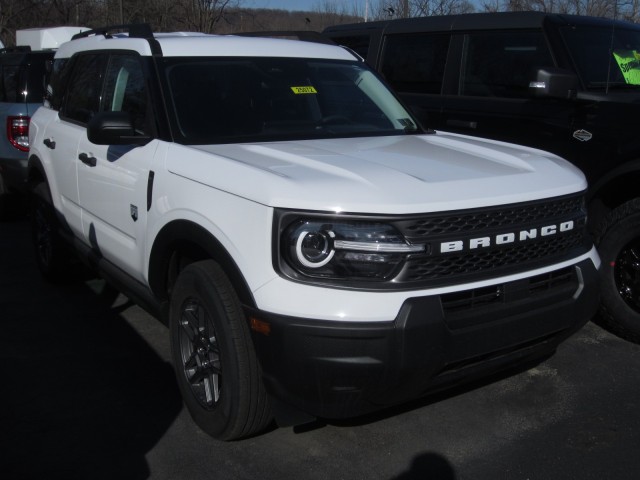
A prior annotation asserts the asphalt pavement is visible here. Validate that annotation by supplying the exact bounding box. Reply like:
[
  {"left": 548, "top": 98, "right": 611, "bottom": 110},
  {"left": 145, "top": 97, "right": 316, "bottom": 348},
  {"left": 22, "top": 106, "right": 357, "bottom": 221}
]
[{"left": 1, "top": 217, "right": 640, "bottom": 480}]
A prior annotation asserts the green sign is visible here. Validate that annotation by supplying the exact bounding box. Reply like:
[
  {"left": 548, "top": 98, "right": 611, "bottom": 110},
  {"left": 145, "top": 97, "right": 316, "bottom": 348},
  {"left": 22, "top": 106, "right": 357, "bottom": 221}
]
[{"left": 613, "top": 49, "right": 640, "bottom": 85}]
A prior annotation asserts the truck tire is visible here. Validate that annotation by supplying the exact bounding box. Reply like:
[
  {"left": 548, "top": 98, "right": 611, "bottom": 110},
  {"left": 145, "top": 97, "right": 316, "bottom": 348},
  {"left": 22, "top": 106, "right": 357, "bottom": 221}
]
[
  {"left": 169, "top": 260, "right": 272, "bottom": 440},
  {"left": 31, "top": 182, "right": 72, "bottom": 282},
  {"left": 595, "top": 199, "right": 640, "bottom": 343}
]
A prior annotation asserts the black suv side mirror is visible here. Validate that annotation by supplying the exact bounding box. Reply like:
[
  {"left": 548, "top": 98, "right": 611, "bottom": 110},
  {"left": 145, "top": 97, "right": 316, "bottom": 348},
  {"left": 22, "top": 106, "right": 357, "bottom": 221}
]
[
  {"left": 87, "top": 111, "right": 151, "bottom": 146},
  {"left": 529, "top": 67, "right": 578, "bottom": 100}
]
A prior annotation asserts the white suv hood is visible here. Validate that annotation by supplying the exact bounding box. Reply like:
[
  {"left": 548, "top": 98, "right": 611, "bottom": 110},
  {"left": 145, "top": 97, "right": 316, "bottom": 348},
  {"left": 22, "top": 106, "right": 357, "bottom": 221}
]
[{"left": 168, "top": 132, "right": 586, "bottom": 214}]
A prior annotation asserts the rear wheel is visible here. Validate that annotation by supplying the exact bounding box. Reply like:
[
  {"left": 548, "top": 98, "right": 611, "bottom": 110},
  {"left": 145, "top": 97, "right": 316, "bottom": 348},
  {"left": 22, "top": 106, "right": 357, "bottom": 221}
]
[
  {"left": 595, "top": 199, "right": 640, "bottom": 343},
  {"left": 169, "top": 260, "right": 272, "bottom": 440},
  {"left": 31, "top": 183, "right": 72, "bottom": 282}
]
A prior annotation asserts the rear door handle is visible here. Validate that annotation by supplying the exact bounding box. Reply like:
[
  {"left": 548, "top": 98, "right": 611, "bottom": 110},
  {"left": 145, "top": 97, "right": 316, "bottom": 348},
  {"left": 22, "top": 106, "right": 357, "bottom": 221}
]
[
  {"left": 78, "top": 152, "right": 97, "bottom": 167},
  {"left": 43, "top": 138, "right": 56, "bottom": 149}
]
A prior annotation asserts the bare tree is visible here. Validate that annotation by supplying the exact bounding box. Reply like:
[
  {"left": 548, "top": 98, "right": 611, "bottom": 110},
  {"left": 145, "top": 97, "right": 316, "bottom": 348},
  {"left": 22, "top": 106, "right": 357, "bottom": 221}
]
[
  {"left": 413, "top": 0, "right": 475, "bottom": 16},
  {"left": 173, "top": 0, "right": 238, "bottom": 33},
  {"left": 365, "top": 0, "right": 475, "bottom": 19}
]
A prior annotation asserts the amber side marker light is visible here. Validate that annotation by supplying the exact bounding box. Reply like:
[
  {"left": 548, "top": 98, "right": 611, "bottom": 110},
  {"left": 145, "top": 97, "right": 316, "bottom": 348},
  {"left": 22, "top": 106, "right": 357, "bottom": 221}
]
[{"left": 250, "top": 317, "right": 271, "bottom": 336}]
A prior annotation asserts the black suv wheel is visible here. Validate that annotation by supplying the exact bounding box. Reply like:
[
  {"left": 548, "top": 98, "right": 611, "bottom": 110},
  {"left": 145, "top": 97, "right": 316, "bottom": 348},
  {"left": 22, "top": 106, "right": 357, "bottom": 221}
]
[{"left": 595, "top": 199, "right": 640, "bottom": 343}]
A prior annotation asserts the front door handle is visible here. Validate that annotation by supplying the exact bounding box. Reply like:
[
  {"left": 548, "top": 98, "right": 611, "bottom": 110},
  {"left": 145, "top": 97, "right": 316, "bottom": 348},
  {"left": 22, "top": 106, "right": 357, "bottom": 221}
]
[
  {"left": 78, "top": 152, "right": 97, "bottom": 167},
  {"left": 43, "top": 138, "right": 56, "bottom": 149}
]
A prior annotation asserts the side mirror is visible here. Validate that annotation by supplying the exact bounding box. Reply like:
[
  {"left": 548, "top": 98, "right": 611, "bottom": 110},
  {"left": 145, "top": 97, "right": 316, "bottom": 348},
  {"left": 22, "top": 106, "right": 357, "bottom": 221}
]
[
  {"left": 87, "top": 111, "right": 151, "bottom": 146},
  {"left": 529, "top": 67, "right": 578, "bottom": 100}
]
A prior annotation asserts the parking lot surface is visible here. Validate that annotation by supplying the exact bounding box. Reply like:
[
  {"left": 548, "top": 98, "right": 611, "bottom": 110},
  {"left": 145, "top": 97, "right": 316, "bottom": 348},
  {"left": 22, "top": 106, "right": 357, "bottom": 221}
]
[{"left": 1, "top": 217, "right": 640, "bottom": 480}]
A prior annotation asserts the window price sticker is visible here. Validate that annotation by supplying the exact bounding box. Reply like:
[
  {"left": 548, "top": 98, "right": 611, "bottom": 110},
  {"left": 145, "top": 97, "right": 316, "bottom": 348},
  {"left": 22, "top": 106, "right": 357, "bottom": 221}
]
[{"left": 290, "top": 86, "right": 318, "bottom": 94}]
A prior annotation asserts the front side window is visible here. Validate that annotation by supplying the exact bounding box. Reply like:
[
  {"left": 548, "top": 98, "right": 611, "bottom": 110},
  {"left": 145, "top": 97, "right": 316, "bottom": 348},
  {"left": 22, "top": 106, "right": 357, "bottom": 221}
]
[
  {"left": 461, "top": 31, "right": 554, "bottom": 98},
  {"left": 560, "top": 25, "right": 640, "bottom": 88},
  {"left": 380, "top": 33, "right": 450, "bottom": 94},
  {"left": 163, "top": 57, "right": 419, "bottom": 144},
  {"left": 102, "top": 54, "right": 148, "bottom": 134}
]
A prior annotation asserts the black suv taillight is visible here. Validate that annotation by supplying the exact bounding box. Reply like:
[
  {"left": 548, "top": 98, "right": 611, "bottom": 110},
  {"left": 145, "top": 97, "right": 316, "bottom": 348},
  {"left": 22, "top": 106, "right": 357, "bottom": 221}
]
[{"left": 7, "top": 116, "right": 30, "bottom": 152}]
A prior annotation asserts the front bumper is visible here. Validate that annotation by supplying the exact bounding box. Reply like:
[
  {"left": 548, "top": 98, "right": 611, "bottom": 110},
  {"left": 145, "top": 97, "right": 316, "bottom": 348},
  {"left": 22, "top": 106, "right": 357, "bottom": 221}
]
[{"left": 247, "top": 258, "right": 599, "bottom": 421}]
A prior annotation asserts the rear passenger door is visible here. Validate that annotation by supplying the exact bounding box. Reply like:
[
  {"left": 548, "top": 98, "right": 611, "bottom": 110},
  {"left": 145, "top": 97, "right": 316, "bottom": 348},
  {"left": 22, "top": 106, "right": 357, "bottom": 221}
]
[{"left": 76, "top": 52, "right": 156, "bottom": 281}]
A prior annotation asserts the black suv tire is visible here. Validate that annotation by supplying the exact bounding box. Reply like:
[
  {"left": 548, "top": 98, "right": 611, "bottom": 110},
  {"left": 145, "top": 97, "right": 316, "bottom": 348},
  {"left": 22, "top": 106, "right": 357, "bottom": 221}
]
[{"left": 595, "top": 199, "right": 640, "bottom": 343}]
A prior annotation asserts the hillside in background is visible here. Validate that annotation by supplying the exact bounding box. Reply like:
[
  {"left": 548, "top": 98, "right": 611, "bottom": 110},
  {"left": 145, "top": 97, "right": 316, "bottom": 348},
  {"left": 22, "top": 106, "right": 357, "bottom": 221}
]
[
  {"left": 0, "top": 4, "right": 362, "bottom": 47},
  {"left": 215, "top": 8, "right": 363, "bottom": 34}
]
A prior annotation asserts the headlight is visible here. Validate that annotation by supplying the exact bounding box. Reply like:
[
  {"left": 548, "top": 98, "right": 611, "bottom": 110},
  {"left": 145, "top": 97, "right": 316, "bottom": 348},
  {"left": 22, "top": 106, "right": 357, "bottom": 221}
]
[{"left": 280, "top": 216, "right": 424, "bottom": 284}]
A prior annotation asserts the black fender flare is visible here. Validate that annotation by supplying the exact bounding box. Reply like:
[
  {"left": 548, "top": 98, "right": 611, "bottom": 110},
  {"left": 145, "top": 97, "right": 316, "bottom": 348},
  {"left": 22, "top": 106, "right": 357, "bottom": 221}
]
[{"left": 148, "top": 219, "right": 256, "bottom": 309}]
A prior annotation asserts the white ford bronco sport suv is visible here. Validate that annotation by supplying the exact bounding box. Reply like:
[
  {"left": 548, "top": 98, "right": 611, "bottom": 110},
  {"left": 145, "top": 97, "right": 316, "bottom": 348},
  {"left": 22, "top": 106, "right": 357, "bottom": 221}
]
[{"left": 28, "top": 25, "right": 600, "bottom": 440}]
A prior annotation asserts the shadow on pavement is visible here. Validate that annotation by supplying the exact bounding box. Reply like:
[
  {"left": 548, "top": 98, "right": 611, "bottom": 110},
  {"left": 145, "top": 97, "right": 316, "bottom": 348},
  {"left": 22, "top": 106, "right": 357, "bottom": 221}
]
[{"left": 0, "top": 219, "right": 182, "bottom": 480}]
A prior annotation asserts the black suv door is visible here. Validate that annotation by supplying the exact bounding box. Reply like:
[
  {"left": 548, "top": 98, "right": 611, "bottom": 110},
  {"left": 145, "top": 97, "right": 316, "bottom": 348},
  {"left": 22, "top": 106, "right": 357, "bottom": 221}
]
[{"left": 383, "top": 30, "right": 576, "bottom": 162}]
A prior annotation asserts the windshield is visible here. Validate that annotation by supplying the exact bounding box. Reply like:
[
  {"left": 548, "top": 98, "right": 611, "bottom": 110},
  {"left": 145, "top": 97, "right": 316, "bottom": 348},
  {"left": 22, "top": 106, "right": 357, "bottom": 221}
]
[
  {"left": 163, "top": 57, "right": 419, "bottom": 144},
  {"left": 560, "top": 24, "right": 640, "bottom": 89}
]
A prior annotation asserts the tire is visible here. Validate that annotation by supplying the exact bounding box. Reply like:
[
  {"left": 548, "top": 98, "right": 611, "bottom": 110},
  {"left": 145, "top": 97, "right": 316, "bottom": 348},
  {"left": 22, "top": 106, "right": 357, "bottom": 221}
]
[
  {"left": 169, "top": 260, "right": 272, "bottom": 440},
  {"left": 30, "top": 183, "right": 72, "bottom": 282},
  {"left": 594, "top": 198, "right": 640, "bottom": 343}
]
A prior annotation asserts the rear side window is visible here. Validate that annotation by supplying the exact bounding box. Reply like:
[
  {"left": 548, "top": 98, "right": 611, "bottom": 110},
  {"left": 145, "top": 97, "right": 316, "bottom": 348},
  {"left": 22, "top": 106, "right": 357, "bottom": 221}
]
[
  {"left": 380, "top": 33, "right": 450, "bottom": 94},
  {"left": 61, "top": 54, "right": 104, "bottom": 124},
  {"left": 461, "top": 31, "right": 554, "bottom": 98},
  {"left": 46, "top": 58, "right": 71, "bottom": 110}
]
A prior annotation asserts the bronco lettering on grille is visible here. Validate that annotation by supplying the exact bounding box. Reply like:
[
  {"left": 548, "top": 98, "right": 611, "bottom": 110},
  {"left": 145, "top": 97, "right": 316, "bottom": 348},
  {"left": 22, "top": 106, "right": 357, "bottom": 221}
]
[{"left": 440, "top": 221, "right": 575, "bottom": 253}]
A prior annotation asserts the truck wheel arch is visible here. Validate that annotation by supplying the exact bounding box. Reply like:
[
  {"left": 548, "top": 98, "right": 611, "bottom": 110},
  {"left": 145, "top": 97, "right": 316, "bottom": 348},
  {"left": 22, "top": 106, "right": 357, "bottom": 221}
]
[
  {"left": 148, "top": 220, "right": 256, "bottom": 309},
  {"left": 588, "top": 161, "right": 640, "bottom": 230},
  {"left": 27, "top": 155, "right": 48, "bottom": 190}
]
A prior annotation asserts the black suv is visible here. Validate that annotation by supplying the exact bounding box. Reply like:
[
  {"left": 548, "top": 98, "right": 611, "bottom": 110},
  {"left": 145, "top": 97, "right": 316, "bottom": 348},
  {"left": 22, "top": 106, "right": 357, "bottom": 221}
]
[{"left": 324, "top": 12, "right": 640, "bottom": 342}]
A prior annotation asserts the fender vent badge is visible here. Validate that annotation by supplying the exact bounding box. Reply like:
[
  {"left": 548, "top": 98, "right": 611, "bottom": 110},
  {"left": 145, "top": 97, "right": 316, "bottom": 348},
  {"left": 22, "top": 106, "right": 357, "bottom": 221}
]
[{"left": 573, "top": 129, "right": 592, "bottom": 142}]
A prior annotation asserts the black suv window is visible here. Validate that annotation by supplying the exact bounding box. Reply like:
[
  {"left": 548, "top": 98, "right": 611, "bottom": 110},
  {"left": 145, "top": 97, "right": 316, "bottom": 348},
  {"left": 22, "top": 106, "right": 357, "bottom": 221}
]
[
  {"left": 461, "top": 31, "right": 554, "bottom": 98},
  {"left": 62, "top": 54, "right": 105, "bottom": 124},
  {"left": 380, "top": 34, "right": 450, "bottom": 94},
  {"left": 560, "top": 25, "right": 640, "bottom": 88},
  {"left": 330, "top": 35, "right": 371, "bottom": 59}
]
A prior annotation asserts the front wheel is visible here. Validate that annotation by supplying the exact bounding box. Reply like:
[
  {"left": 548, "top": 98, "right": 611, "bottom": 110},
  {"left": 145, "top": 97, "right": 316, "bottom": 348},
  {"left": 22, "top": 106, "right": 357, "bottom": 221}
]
[
  {"left": 169, "top": 260, "right": 272, "bottom": 440},
  {"left": 595, "top": 199, "right": 640, "bottom": 343}
]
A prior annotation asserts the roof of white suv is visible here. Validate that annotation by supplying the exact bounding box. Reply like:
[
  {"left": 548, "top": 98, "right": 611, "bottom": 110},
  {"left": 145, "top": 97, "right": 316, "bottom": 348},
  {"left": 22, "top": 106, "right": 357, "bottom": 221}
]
[{"left": 56, "top": 30, "right": 357, "bottom": 61}]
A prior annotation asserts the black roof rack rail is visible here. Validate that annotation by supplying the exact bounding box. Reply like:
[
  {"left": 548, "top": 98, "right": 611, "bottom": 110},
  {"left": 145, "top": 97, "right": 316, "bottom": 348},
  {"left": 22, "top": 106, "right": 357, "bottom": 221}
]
[
  {"left": 235, "top": 30, "right": 336, "bottom": 45},
  {"left": 0, "top": 46, "right": 32, "bottom": 54},
  {"left": 72, "top": 23, "right": 153, "bottom": 41}
]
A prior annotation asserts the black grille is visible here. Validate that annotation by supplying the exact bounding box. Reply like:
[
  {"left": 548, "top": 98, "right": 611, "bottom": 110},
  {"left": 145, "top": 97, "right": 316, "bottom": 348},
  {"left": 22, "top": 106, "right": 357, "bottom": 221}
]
[
  {"left": 399, "top": 231, "right": 584, "bottom": 283},
  {"left": 395, "top": 195, "right": 584, "bottom": 242},
  {"left": 389, "top": 193, "right": 589, "bottom": 288}
]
